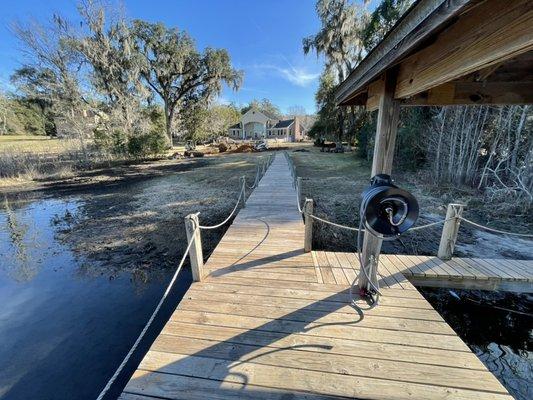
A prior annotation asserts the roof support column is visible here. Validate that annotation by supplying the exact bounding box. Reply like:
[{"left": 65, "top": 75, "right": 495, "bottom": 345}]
[{"left": 359, "top": 70, "right": 400, "bottom": 292}]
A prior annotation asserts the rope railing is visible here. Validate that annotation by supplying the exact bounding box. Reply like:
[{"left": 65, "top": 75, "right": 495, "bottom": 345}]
[
  {"left": 199, "top": 153, "right": 274, "bottom": 230},
  {"left": 96, "top": 224, "right": 199, "bottom": 400},
  {"left": 458, "top": 216, "right": 533, "bottom": 238},
  {"left": 96, "top": 153, "right": 274, "bottom": 400},
  {"left": 291, "top": 157, "right": 531, "bottom": 244},
  {"left": 198, "top": 177, "right": 246, "bottom": 230}
]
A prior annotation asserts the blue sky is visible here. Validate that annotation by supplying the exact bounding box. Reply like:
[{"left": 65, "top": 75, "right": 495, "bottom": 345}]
[{"left": 0, "top": 0, "right": 327, "bottom": 114}]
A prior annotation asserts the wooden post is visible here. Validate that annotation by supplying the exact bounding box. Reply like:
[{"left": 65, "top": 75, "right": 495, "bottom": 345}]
[
  {"left": 303, "top": 198, "right": 314, "bottom": 252},
  {"left": 438, "top": 203, "right": 465, "bottom": 260},
  {"left": 241, "top": 176, "right": 246, "bottom": 208},
  {"left": 185, "top": 213, "right": 204, "bottom": 281},
  {"left": 360, "top": 71, "right": 401, "bottom": 291}
]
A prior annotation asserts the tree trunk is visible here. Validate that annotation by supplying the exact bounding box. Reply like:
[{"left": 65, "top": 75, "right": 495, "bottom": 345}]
[{"left": 164, "top": 102, "right": 173, "bottom": 147}]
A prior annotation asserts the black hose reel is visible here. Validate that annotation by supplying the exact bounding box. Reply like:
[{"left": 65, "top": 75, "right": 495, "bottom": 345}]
[{"left": 361, "top": 174, "right": 419, "bottom": 238}]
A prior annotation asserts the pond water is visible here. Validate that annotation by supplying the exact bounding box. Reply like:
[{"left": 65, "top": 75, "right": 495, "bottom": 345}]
[
  {"left": 0, "top": 198, "right": 190, "bottom": 400},
  {"left": 419, "top": 287, "right": 532, "bottom": 400}
]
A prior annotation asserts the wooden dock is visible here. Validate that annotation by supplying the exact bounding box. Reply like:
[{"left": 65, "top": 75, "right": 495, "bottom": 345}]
[
  {"left": 120, "top": 154, "right": 513, "bottom": 400},
  {"left": 313, "top": 252, "right": 533, "bottom": 293}
]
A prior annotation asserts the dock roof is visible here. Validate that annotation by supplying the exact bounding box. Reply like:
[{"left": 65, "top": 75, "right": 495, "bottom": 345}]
[{"left": 336, "top": 0, "right": 533, "bottom": 108}]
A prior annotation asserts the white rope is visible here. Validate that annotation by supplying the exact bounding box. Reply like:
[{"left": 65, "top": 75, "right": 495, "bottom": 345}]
[
  {"left": 306, "top": 213, "right": 363, "bottom": 232},
  {"left": 459, "top": 216, "right": 533, "bottom": 238},
  {"left": 199, "top": 178, "right": 245, "bottom": 230},
  {"left": 295, "top": 174, "right": 363, "bottom": 232},
  {"left": 408, "top": 217, "right": 455, "bottom": 231},
  {"left": 246, "top": 166, "right": 259, "bottom": 189},
  {"left": 96, "top": 225, "right": 199, "bottom": 400}
]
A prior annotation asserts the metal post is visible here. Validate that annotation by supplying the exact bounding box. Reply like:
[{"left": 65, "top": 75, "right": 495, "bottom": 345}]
[
  {"left": 303, "top": 198, "right": 314, "bottom": 252},
  {"left": 185, "top": 213, "right": 204, "bottom": 281},
  {"left": 438, "top": 203, "right": 465, "bottom": 260}
]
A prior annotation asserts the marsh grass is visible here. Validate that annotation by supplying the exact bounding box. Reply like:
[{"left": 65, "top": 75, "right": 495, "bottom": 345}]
[{"left": 289, "top": 146, "right": 532, "bottom": 256}]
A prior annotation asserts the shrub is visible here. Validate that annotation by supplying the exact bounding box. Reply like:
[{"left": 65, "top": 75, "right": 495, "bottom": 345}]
[
  {"left": 127, "top": 130, "right": 167, "bottom": 158},
  {"left": 94, "top": 129, "right": 128, "bottom": 155}
]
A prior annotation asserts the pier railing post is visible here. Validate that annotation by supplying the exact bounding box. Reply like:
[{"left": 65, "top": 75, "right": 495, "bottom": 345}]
[
  {"left": 185, "top": 213, "right": 204, "bottom": 281},
  {"left": 241, "top": 176, "right": 246, "bottom": 208},
  {"left": 438, "top": 203, "right": 465, "bottom": 260},
  {"left": 303, "top": 198, "right": 314, "bottom": 252}
]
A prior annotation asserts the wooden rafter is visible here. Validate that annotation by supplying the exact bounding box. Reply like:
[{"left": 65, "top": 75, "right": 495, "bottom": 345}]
[{"left": 395, "top": 0, "right": 533, "bottom": 99}]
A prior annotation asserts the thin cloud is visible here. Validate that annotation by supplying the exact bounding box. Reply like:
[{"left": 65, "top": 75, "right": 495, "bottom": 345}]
[{"left": 252, "top": 64, "right": 319, "bottom": 87}]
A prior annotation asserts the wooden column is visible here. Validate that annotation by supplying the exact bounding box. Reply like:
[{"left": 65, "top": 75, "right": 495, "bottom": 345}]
[
  {"left": 438, "top": 203, "right": 465, "bottom": 260},
  {"left": 303, "top": 198, "right": 314, "bottom": 252},
  {"left": 185, "top": 213, "right": 204, "bottom": 282},
  {"left": 360, "top": 71, "right": 401, "bottom": 291}
]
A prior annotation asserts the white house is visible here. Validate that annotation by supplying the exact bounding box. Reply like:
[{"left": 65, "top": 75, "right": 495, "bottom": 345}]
[{"left": 228, "top": 109, "right": 306, "bottom": 142}]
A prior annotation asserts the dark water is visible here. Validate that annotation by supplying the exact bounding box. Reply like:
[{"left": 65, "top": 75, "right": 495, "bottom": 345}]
[
  {"left": 0, "top": 198, "right": 190, "bottom": 400},
  {"left": 419, "top": 287, "right": 533, "bottom": 400}
]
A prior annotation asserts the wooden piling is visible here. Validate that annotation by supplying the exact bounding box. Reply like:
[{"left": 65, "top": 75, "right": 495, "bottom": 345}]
[
  {"left": 438, "top": 203, "right": 465, "bottom": 260},
  {"left": 303, "top": 198, "right": 314, "bottom": 252},
  {"left": 185, "top": 213, "right": 204, "bottom": 281}
]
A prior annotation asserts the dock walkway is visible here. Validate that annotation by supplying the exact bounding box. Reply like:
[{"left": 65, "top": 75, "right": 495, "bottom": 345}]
[
  {"left": 120, "top": 154, "right": 512, "bottom": 400},
  {"left": 313, "top": 252, "right": 533, "bottom": 293}
]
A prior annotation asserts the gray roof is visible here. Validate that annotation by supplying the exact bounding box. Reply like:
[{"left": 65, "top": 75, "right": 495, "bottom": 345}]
[
  {"left": 272, "top": 119, "right": 294, "bottom": 129},
  {"left": 228, "top": 123, "right": 241, "bottom": 129}
]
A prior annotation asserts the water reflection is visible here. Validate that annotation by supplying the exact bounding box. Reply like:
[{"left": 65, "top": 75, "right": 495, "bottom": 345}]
[
  {"left": 420, "top": 287, "right": 532, "bottom": 400},
  {"left": 0, "top": 197, "right": 184, "bottom": 400}
]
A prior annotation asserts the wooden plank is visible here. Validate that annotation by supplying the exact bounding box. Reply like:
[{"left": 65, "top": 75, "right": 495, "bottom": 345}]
[
  {"left": 164, "top": 321, "right": 485, "bottom": 370},
  {"left": 464, "top": 258, "right": 515, "bottom": 280},
  {"left": 207, "top": 269, "right": 319, "bottom": 283},
  {"left": 382, "top": 255, "right": 414, "bottom": 289},
  {"left": 171, "top": 309, "right": 468, "bottom": 351},
  {"left": 377, "top": 255, "right": 405, "bottom": 289},
  {"left": 137, "top": 351, "right": 511, "bottom": 400},
  {"left": 185, "top": 286, "right": 444, "bottom": 321},
  {"left": 151, "top": 335, "right": 505, "bottom": 393},
  {"left": 176, "top": 298, "right": 454, "bottom": 335},
  {"left": 497, "top": 258, "right": 531, "bottom": 280},
  {"left": 410, "top": 255, "right": 440, "bottom": 277},
  {"left": 452, "top": 258, "right": 490, "bottom": 280},
  {"left": 196, "top": 279, "right": 427, "bottom": 302},
  {"left": 404, "top": 81, "right": 533, "bottom": 106},
  {"left": 482, "top": 258, "right": 524, "bottom": 280},
  {"left": 310, "top": 251, "right": 323, "bottom": 283},
  {"left": 124, "top": 370, "right": 331, "bottom": 400},
  {"left": 508, "top": 259, "right": 533, "bottom": 278},
  {"left": 395, "top": 0, "right": 533, "bottom": 98},
  {"left": 207, "top": 275, "right": 426, "bottom": 299}
]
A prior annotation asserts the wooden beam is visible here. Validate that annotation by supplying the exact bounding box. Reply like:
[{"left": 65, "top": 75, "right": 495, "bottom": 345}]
[
  {"left": 365, "top": 78, "right": 385, "bottom": 112},
  {"left": 336, "top": 0, "right": 471, "bottom": 105},
  {"left": 360, "top": 71, "right": 400, "bottom": 291},
  {"left": 403, "top": 81, "right": 533, "bottom": 105},
  {"left": 395, "top": 0, "right": 533, "bottom": 99}
]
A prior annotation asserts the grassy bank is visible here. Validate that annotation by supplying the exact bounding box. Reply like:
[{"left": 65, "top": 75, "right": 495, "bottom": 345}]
[
  {"left": 0, "top": 135, "right": 79, "bottom": 152},
  {"left": 290, "top": 146, "right": 532, "bottom": 259},
  {"left": 3, "top": 151, "right": 271, "bottom": 277}
]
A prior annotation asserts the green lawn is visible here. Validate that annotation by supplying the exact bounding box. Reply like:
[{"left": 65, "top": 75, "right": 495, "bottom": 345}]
[{"left": 0, "top": 135, "right": 81, "bottom": 153}]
